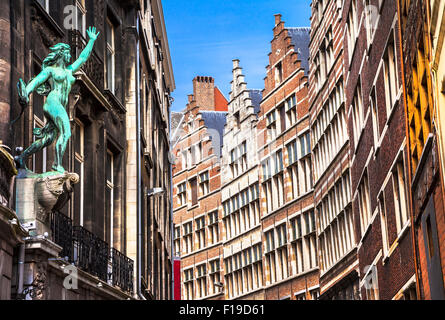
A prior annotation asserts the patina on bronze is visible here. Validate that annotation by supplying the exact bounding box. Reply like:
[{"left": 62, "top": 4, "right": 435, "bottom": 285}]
[{"left": 14, "top": 26, "right": 100, "bottom": 177}]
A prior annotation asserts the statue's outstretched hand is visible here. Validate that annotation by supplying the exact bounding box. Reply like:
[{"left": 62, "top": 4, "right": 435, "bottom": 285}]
[
  {"left": 86, "top": 26, "right": 100, "bottom": 41},
  {"left": 17, "top": 79, "right": 29, "bottom": 106}
]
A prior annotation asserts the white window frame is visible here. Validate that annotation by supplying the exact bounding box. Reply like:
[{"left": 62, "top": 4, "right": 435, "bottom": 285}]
[
  {"left": 37, "top": 0, "right": 50, "bottom": 13},
  {"left": 352, "top": 82, "right": 365, "bottom": 148},
  {"left": 379, "top": 192, "right": 390, "bottom": 256},
  {"left": 106, "top": 149, "right": 114, "bottom": 246},
  {"left": 75, "top": 0, "right": 87, "bottom": 38},
  {"left": 199, "top": 170, "right": 210, "bottom": 196},
  {"left": 105, "top": 18, "right": 116, "bottom": 94},
  {"left": 358, "top": 170, "right": 372, "bottom": 236},
  {"left": 392, "top": 156, "right": 409, "bottom": 233},
  {"left": 74, "top": 119, "right": 85, "bottom": 225},
  {"left": 370, "top": 87, "right": 380, "bottom": 148},
  {"left": 383, "top": 30, "right": 399, "bottom": 117}
]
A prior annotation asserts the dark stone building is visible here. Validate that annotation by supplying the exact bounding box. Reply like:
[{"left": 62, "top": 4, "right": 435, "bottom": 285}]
[
  {"left": 0, "top": 146, "right": 28, "bottom": 300},
  {"left": 0, "top": 0, "right": 174, "bottom": 300}
]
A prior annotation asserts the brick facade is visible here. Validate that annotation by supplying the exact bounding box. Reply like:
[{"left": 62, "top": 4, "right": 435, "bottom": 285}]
[
  {"left": 309, "top": 0, "right": 359, "bottom": 299},
  {"left": 343, "top": 0, "right": 415, "bottom": 300},
  {"left": 172, "top": 76, "right": 228, "bottom": 300},
  {"left": 257, "top": 15, "right": 318, "bottom": 300}
]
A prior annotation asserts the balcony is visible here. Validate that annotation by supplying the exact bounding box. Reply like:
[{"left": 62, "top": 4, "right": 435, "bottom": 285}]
[
  {"left": 111, "top": 248, "right": 134, "bottom": 293},
  {"left": 72, "top": 225, "right": 109, "bottom": 282},
  {"left": 50, "top": 211, "right": 134, "bottom": 294}
]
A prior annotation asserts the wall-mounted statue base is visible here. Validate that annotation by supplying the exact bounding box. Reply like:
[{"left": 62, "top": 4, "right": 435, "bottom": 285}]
[{"left": 15, "top": 172, "right": 79, "bottom": 236}]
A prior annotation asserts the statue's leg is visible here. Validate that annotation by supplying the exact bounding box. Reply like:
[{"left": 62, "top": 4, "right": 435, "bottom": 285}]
[
  {"left": 52, "top": 111, "right": 71, "bottom": 173},
  {"left": 15, "top": 124, "right": 57, "bottom": 170}
]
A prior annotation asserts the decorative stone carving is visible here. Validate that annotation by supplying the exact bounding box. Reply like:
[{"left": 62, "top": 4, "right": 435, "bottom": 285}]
[
  {"left": 34, "top": 172, "right": 80, "bottom": 222},
  {"left": 15, "top": 172, "right": 79, "bottom": 235},
  {"left": 23, "top": 263, "right": 47, "bottom": 300}
]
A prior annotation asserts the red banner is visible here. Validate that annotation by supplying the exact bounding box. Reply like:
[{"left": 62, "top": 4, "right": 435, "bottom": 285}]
[{"left": 173, "top": 258, "right": 181, "bottom": 300}]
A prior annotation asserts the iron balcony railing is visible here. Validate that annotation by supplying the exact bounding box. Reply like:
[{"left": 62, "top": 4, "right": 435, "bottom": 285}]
[
  {"left": 50, "top": 210, "right": 73, "bottom": 260},
  {"left": 72, "top": 225, "right": 109, "bottom": 282},
  {"left": 111, "top": 248, "right": 134, "bottom": 293},
  {"left": 50, "top": 211, "right": 134, "bottom": 294}
]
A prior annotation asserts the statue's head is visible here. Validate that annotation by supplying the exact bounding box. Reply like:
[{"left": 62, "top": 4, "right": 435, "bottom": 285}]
[
  {"left": 35, "top": 43, "right": 71, "bottom": 96},
  {"left": 43, "top": 43, "right": 71, "bottom": 67}
]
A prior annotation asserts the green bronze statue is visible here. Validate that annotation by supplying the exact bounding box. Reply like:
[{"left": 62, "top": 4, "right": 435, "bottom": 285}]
[{"left": 15, "top": 26, "right": 100, "bottom": 175}]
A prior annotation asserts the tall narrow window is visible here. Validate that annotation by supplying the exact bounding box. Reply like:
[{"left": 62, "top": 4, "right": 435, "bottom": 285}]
[
  {"left": 106, "top": 150, "right": 115, "bottom": 246},
  {"left": 190, "top": 178, "right": 198, "bottom": 206},
  {"left": 183, "top": 268, "right": 194, "bottom": 299},
  {"left": 347, "top": 0, "right": 358, "bottom": 60},
  {"left": 287, "top": 140, "right": 299, "bottom": 199},
  {"left": 195, "top": 142, "right": 202, "bottom": 164},
  {"left": 75, "top": 0, "right": 86, "bottom": 37},
  {"left": 190, "top": 146, "right": 196, "bottom": 166},
  {"left": 364, "top": 265, "right": 379, "bottom": 300},
  {"left": 265, "top": 229, "right": 277, "bottom": 284},
  {"left": 279, "top": 104, "right": 286, "bottom": 133},
  {"left": 208, "top": 211, "right": 219, "bottom": 244},
  {"left": 209, "top": 259, "right": 221, "bottom": 295},
  {"left": 299, "top": 132, "right": 312, "bottom": 194},
  {"left": 74, "top": 120, "right": 85, "bottom": 226},
  {"left": 383, "top": 32, "right": 398, "bottom": 115},
  {"left": 177, "top": 182, "right": 186, "bottom": 206},
  {"left": 173, "top": 226, "right": 181, "bottom": 256},
  {"left": 239, "top": 141, "right": 247, "bottom": 173},
  {"left": 275, "top": 62, "right": 283, "bottom": 84},
  {"left": 286, "top": 94, "right": 297, "bottom": 127},
  {"left": 196, "top": 263, "right": 207, "bottom": 298},
  {"left": 379, "top": 193, "right": 389, "bottom": 255},
  {"left": 364, "top": 0, "right": 376, "bottom": 44},
  {"left": 352, "top": 82, "right": 364, "bottom": 147},
  {"left": 106, "top": 18, "right": 116, "bottom": 94},
  {"left": 370, "top": 87, "right": 380, "bottom": 147},
  {"left": 426, "top": 216, "right": 435, "bottom": 259},
  {"left": 195, "top": 216, "right": 206, "bottom": 250},
  {"left": 358, "top": 171, "right": 371, "bottom": 236},
  {"left": 183, "top": 222, "right": 193, "bottom": 254},
  {"left": 393, "top": 159, "right": 408, "bottom": 232},
  {"left": 266, "top": 110, "right": 277, "bottom": 141},
  {"left": 199, "top": 171, "right": 210, "bottom": 196}
]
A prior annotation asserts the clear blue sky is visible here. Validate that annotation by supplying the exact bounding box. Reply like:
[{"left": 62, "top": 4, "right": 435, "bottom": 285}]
[{"left": 163, "top": 0, "right": 312, "bottom": 112}]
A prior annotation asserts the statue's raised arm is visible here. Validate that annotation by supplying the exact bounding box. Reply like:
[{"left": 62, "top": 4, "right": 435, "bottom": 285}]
[{"left": 68, "top": 26, "right": 100, "bottom": 73}]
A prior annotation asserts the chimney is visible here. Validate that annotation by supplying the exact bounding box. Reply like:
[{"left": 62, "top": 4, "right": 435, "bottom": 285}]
[
  {"left": 193, "top": 76, "right": 215, "bottom": 110},
  {"left": 232, "top": 59, "right": 240, "bottom": 69},
  {"left": 274, "top": 14, "right": 282, "bottom": 26}
]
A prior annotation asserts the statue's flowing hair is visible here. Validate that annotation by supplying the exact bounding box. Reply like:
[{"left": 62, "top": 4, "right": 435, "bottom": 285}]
[{"left": 36, "top": 43, "right": 71, "bottom": 96}]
